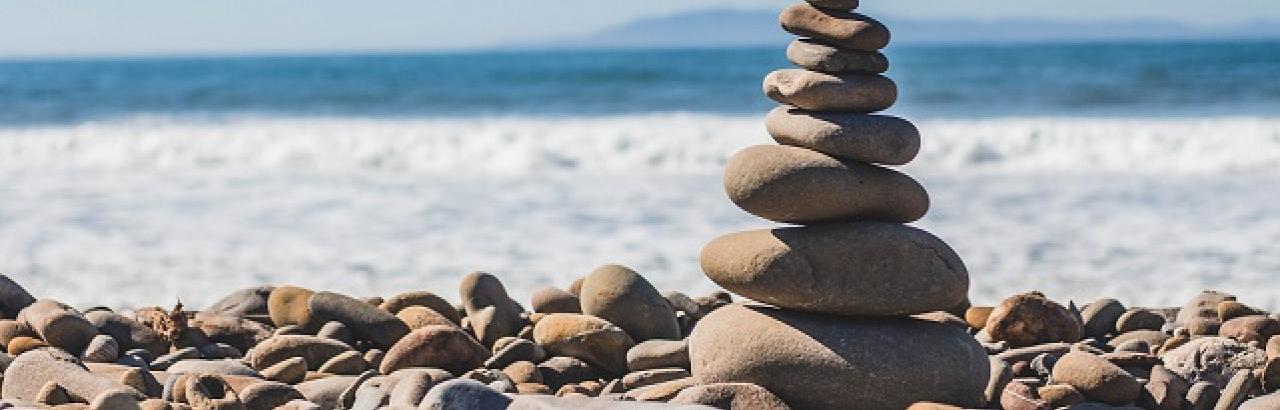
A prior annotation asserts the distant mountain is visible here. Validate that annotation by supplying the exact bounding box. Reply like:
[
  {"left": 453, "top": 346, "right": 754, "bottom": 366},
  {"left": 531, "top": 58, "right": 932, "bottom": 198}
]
[{"left": 517, "top": 9, "right": 1280, "bottom": 49}]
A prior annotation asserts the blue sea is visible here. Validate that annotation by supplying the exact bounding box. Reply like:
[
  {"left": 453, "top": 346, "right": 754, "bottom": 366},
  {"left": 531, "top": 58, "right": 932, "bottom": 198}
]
[{"left": 2, "top": 41, "right": 1280, "bottom": 309}]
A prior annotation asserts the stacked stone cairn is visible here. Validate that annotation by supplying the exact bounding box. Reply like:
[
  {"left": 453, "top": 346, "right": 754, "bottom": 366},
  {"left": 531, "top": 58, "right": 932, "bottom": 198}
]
[{"left": 690, "top": 0, "right": 990, "bottom": 409}]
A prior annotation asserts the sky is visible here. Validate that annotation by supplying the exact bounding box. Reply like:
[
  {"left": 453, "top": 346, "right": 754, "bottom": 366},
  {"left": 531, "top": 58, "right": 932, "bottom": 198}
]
[{"left": 2, "top": 0, "right": 1278, "bottom": 57}]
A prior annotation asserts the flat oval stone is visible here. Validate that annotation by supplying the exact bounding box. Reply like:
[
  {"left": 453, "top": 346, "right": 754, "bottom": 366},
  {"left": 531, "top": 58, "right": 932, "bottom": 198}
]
[
  {"left": 530, "top": 287, "right": 581, "bottom": 314},
  {"left": 787, "top": 38, "right": 887, "bottom": 74},
  {"left": 578, "top": 264, "right": 680, "bottom": 342},
  {"left": 379, "top": 325, "right": 489, "bottom": 375},
  {"left": 379, "top": 291, "right": 460, "bottom": 325},
  {"left": 766, "top": 106, "right": 919, "bottom": 165},
  {"left": 267, "top": 286, "right": 315, "bottom": 329},
  {"left": 248, "top": 335, "right": 353, "bottom": 371},
  {"left": 724, "top": 145, "right": 928, "bottom": 224},
  {"left": 1081, "top": 298, "right": 1126, "bottom": 339},
  {"left": 701, "top": 222, "right": 966, "bottom": 316},
  {"left": 690, "top": 304, "right": 988, "bottom": 410},
  {"left": 533, "top": 314, "right": 635, "bottom": 376},
  {"left": 764, "top": 69, "right": 896, "bottom": 112},
  {"left": 17, "top": 299, "right": 99, "bottom": 356},
  {"left": 308, "top": 291, "right": 408, "bottom": 350},
  {"left": 779, "top": 3, "right": 889, "bottom": 51},
  {"left": 1052, "top": 352, "right": 1142, "bottom": 405}
]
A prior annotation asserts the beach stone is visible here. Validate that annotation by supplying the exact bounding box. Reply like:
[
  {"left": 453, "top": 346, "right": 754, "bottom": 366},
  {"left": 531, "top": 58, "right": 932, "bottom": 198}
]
[
  {"left": 1082, "top": 299, "right": 1126, "bottom": 339},
  {"left": 168, "top": 359, "right": 260, "bottom": 377},
  {"left": 1176, "top": 291, "right": 1235, "bottom": 327},
  {"left": 502, "top": 361, "right": 541, "bottom": 384},
  {"left": 238, "top": 381, "right": 303, "bottom": 410},
  {"left": 202, "top": 286, "right": 274, "bottom": 319},
  {"left": 1001, "top": 381, "right": 1049, "bottom": 410},
  {"left": 307, "top": 292, "right": 408, "bottom": 349},
  {"left": 690, "top": 304, "right": 987, "bottom": 410},
  {"left": 537, "top": 357, "right": 604, "bottom": 390},
  {"left": 804, "top": 0, "right": 858, "bottom": 10},
  {"left": 247, "top": 335, "right": 352, "bottom": 371},
  {"left": 198, "top": 343, "right": 241, "bottom": 360},
  {"left": 385, "top": 368, "right": 453, "bottom": 408},
  {"left": 1215, "top": 370, "right": 1256, "bottom": 410},
  {"left": 966, "top": 306, "right": 994, "bottom": 330},
  {"left": 347, "top": 374, "right": 392, "bottom": 410},
  {"left": 786, "top": 38, "right": 885, "bottom": 74},
  {"left": 3, "top": 349, "right": 143, "bottom": 408},
  {"left": 1218, "top": 301, "right": 1266, "bottom": 322},
  {"left": 765, "top": 108, "right": 919, "bottom": 170},
  {"left": 1116, "top": 310, "right": 1166, "bottom": 333},
  {"left": 996, "top": 343, "right": 1072, "bottom": 364},
  {"left": 764, "top": 69, "right": 895, "bottom": 113},
  {"left": 1241, "top": 391, "right": 1280, "bottom": 410},
  {"left": 79, "top": 335, "right": 119, "bottom": 363},
  {"left": 315, "top": 321, "right": 354, "bottom": 345},
  {"left": 459, "top": 272, "right": 524, "bottom": 347},
  {"left": 267, "top": 286, "right": 315, "bottom": 329},
  {"left": 779, "top": 3, "right": 889, "bottom": 51},
  {"left": 84, "top": 362, "right": 162, "bottom": 398},
  {"left": 1039, "top": 384, "right": 1086, "bottom": 408},
  {"left": 530, "top": 288, "right": 580, "bottom": 314},
  {"left": 151, "top": 347, "right": 201, "bottom": 371},
  {"left": 627, "top": 340, "right": 688, "bottom": 371},
  {"left": 261, "top": 357, "right": 306, "bottom": 385},
  {"left": 419, "top": 379, "right": 511, "bottom": 410},
  {"left": 0, "top": 319, "right": 34, "bottom": 348},
  {"left": 379, "top": 325, "right": 488, "bottom": 375},
  {"left": 396, "top": 306, "right": 457, "bottom": 331},
  {"left": 1163, "top": 337, "right": 1267, "bottom": 388},
  {"left": 669, "top": 382, "right": 789, "bottom": 410},
  {"left": 1114, "top": 340, "right": 1152, "bottom": 355},
  {"left": 986, "top": 292, "right": 1083, "bottom": 348},
  {"left": 317, "top": 350, "right": 366, "bottom": 375},
  {"left": 379, "top": 291, "right": 460, "bottom": 325},
  {"left": 184, "top": 374, "right": 245, "bottom": 410},
  {"left": 1219, "top": 315, "right": 1280, "bottom": 344},
  {"left": 484, "top": 338, "right": 545, "bottom": 369},
  {"left": 295, "top": 375, "right": 359, "bottom": 409},
  {"left": 1187, "top": 381, "right": 1220, "bottom": 410},
  {"left": 985, "top": 357, "right": 1014, "bottom": 407},
  {"left": 533, "top": 313, "right": 635, "bottom": 375},
  {"left": 622, "top": 368, "right": 689, "bottom": 391},
  {"left": 626, "top": 376, "right": 697, "bottom": 402},
  {"left": 363, "top": 349, "right": 383, "bottom": 370},
  {"left": 578, "top": 264, "right": 679, "bottom": 342},
  {"left": 1108, "top": 330, "right": 1168, "bottom": 351},
  {"left": 0, "top": 275, "right": 35, "bottom": 320},
  {"left": 1139, "top": 365, "right": 1189, "bottom": 410},
  {"left": 702, "top": 223, "right": 965, "bottom": 317},
  {"left": 16, "top": 299, "right": 99, "bottom": 355},
  {"left": 1052, "top": 351, "right": 1142, "bottom": 405}
]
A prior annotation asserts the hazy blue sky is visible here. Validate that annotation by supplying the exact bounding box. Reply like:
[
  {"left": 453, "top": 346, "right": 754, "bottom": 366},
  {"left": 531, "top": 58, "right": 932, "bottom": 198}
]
[{"left": 2, "top": 0, "right": 1277, "bottom": 57}]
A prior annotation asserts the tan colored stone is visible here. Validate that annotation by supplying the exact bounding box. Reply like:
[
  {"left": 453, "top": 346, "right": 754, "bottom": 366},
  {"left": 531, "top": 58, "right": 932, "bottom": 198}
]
[
  {"left": 779, "top": 3, "right": 889, "bottom": 51},
  {"left": 578, "top": 264, "right": 679, "bottom": 342},
  {"left": 1052, "top": 351, "right": 1142, "bottom": 405},
  {"left": 764, "top": 69, "right": 895, "bottom": 112},
  {"left": 985, "top": 292, "right": 1083, "bottom": 348},
  {"left": 786, "top": 38, "right": 886, "bottom": 74},
  {"left": 379, "top": 324, "right": 488, "bottom": 375},
  {"left": 533, "top": 314, "right": 635, "bottom": 376}
]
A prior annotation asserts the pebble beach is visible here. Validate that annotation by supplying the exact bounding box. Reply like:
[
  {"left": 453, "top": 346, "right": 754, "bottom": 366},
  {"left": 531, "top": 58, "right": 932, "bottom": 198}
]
[{"left": 3, "top": 0, "right": 1280, "bottom": 410}]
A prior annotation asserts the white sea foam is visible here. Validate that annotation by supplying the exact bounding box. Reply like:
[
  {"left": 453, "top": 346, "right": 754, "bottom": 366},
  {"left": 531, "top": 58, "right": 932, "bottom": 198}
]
[
  {"left": 3, "top": 114, "right": 1280, "bottom": 175},
  {"left": 1, "top": 114, "right": 1279, "bottom": 309}
]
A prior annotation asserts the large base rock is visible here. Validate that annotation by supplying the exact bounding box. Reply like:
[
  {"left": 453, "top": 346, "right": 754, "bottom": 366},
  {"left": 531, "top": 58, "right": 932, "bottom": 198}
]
[{"left": 689, "top": 304, "right": 988, "bottom": 410}]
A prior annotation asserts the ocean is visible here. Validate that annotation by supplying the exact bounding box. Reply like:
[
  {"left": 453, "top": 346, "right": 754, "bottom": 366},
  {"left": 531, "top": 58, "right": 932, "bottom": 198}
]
[{"left": 2, "top": 41, "right": 1279, "bottom": 309}]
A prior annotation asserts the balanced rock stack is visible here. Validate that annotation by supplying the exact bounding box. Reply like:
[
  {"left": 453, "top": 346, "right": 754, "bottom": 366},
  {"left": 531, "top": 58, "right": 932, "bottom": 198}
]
[{"left": 691, "top": 1, "right": 989, "bottom": 409}]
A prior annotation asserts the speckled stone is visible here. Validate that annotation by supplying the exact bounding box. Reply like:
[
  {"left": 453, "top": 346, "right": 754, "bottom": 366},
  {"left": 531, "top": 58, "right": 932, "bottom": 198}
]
[
  {"left": 701, "top": 222, "right": 967, "bottom": 317},
  {"left": 690, "top": 304, "right": 987, "bottom": 410}
]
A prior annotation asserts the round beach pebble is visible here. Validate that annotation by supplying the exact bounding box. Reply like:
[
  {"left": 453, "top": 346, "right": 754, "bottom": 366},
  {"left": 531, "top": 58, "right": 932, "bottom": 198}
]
[
  {"left": 701, "top": 222, "right": 967, "bottom": 317},
  {"left": 238, "top": 381, "right": 304, "bottom": 410},
  {"left": 1219, "top": 315, "right": 1280, "bottom": 344},
  {"left": 779, "top": 3, "right": 889, "bottom": 51},
  {"left": 578, "top": 264, "right": 680, "bottom": 342},
  {"left": 786, "top": 38, "right": 886, "bottom": 74},
  {"left": 0, "top": 275, "right": 36, "bottom": 320},
  {"left": 984, "top": 292, "right": 1083, "bottom": 348},
  {"left": 530, "top": 287, "right": 581, "bottom": 314},
  {"left": 1081, "top": 298, "right": 1126, "bottom": 339},
  {"left": 459, "top": 272, "right": 525, "bottom": 347},
  {"left": 307, "top": 291, "right": 408, "bottom": 349},
  {"left": 419, "top": 378, "right": 512, "bottom": 410},
  {"left": 380, "top": 324, "right": 488, "bottom": 375},
  {"left": 247, "top": 335, "right": 353, "bottom": 371},
  {"left": 267, "top": 286, "right": 315, "bottom": 329},
  {"left": 724, "top": 145, "right": 927, "bottom": 224},
  {"left": 765, "top": 106, "right": 918, "bottom": 165},
  {"left": 690, "top": 304, "right": 987, "bottom": 410},
  {"left": 1115, "top": 309, "right": 1165, "bottom": 333},
  {"left": 670, "top": 382, "right": 790, "bottom": 410},
  {"left": 764, "top": 69, "right": 896, "bottom": 112},
  {"left": 1051, "top": 351, "right": 1142, "bottom": 405},
  {"left": 1175, "top": 291, "right": 1234, "bottom": 327},
  {"left": 965, "top": 306, "right": 994, "bottom": 330},
  {"left": 537, "top": 356, "right": 605, "bottom": 390},
  {"left": 262, "top": 356, "right": 307, "bottom": 385},
  {"left": 81, "top": 334, "right": 120, "bottom": 363},
  {"left": 16, "top": 299, "right": 100, "bottom": 355},
  {"left": 3, "top": 348, "right": 144, "bottom": 407},
  {"left": 379, "top": 291, "right": 461, "bottom": 325},
  {"left": 202, "top": 286, "right": 274, "bottom": 319},
  {"left": 533, "top": 314, "right": 636, "bottom": 376},
  {"left": 627, "top": 339, "right": 689, "bottom": 371},
  {"left": 396, "top": 305, "right": 457, "bottom": 330},
  {"left": 484, "top": 338, "right": 546, "bottom": 369}
]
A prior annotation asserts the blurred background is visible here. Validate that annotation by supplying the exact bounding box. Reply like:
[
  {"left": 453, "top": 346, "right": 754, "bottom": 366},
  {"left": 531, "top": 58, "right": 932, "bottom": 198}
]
[{"left": 1, "top": 1, "right": 1278, "bottom": 308}]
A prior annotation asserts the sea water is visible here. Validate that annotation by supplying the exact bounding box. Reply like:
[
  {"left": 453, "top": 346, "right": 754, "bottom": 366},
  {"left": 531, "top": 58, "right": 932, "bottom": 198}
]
[{"left": 1, "top": 41, "right": 1279, "bottom": 308}]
